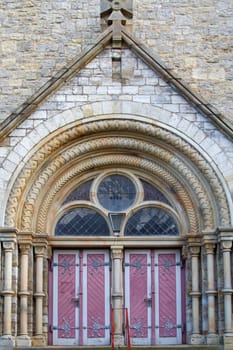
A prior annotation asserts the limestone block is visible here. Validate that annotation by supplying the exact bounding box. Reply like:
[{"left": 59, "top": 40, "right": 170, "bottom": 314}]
[{"left": 223, "top": 334, "right": 233, "bottom": 350}]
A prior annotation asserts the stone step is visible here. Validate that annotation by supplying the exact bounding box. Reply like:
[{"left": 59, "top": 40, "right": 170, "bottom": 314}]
[{"left": 14, "top": 346, "right": 223, "bottom": 350}]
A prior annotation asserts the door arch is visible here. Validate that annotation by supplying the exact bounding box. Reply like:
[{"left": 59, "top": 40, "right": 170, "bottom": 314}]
[
  {"left": 3, "top": 116, "right": 232, "bottom": 346},
  {"left": 50, "top": 171, "right": 184, "bottom": 346}
]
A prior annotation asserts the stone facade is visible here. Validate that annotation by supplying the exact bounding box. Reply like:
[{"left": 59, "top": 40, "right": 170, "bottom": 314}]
[
  {"left": 0, "top": 0, "right": 233, "bottom": 123},
  {"left": 0, "top": 1, "right": 233, "bottom": 350}
]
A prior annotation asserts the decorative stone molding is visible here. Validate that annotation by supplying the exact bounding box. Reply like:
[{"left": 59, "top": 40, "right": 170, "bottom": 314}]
[
  {"left": 35, "top": 154, "right": 198, "bottom": 234},
  {"left": 101, "top": 0, "right": 133, "bottom": 25},
  {"left": 4, "top": 119, "right": 230, "bottom": 232},
  {"left": 18, "top": 133, "right": 211, "bottom": 232}
]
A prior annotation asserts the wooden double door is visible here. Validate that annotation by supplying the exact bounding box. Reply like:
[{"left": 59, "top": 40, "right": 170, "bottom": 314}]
[{"left": 51, "top": 249, "right": 183, "bottom": 346}]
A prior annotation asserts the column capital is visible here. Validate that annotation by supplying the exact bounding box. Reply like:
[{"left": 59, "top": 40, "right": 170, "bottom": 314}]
[
  {"left": 19, "top": 243, "right": 31, "bottom": 254},
  {"left": 111, "top": 245, "right": 123, "bottom": 259},
  {"left": 204, "top": 243, "right": 216, "bottom": 255},
  {"left": 189, "top": 246, "right": 201, "bottom": 256},
  {"left": 33, "top": 233, "right": 48, "bottom": 256},
  {"left": 34, "top": 245, "right": 47, "bottom": 256},
  {"left": 3, "top": 241, "right": 15, "bottom": 251},
  {"left": 221, "top": 240, "right": 232, "bottom": 252}
]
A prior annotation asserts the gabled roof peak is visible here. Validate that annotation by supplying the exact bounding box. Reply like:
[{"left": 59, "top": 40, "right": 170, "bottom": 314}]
[{"left": 0, "top": 23, "right": 232, "bottom": 142}]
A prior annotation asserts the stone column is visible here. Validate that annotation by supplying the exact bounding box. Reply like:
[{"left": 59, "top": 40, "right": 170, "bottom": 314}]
[
  {"left": 189, "top": 245, "right": 203, "bottom": 345},
  {"left": 221, "top": 240, "right": 233, "bottom": 333},
  {"left": 16, "top": 242, "right": 31, "bottom": 346},
  {"left": 0, "top": 241, "right": 15, "bottom": 347},
  {"left": 205, "top": 243, "right": 218, "bottom": 344},
  {"left": 33, "top": 245, "right": 46, "bottom": 346},
  {"left": 218, "top": 228, "right": 233, "bottom": 350},
  {"left": 111, "top": 246, "right": 124, "bottom": 346}
]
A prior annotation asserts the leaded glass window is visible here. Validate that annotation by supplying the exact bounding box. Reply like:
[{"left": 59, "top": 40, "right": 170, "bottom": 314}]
[
  {"left": 97, "top": 174, "right": 136, "bottom": 211},
  {"left": 125, "top": 207, "right": 179, "bottom": 236},
  {"left": 63, "top": 180, "right": 93, "bottom": 205},
  {"left": 141, "top": 179, "right": 172, "bottom": 206},
  {"left": 55, "top": 207, "right": 109, "bottom": 236}
]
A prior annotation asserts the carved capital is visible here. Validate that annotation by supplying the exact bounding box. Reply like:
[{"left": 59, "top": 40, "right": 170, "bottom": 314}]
[
  {"left": 111, "top": 246, "right": 123, "bottom": 259},
  {"left": 221, "top": 240, "right": 232, "bottom": 252},
  {"left": 3, "top": 241, "right": 15, "bottom": 251},
  {"left": 34, "top": 245, "right": 47, "bottom": 256},
  {"left": 204, "top": 243, "right": 215, "bottom": 255},
  {"left": 189, "top": 246, "right": 200, "bottom": 256},
  {"left": 19, "top": 243, "right": 31, "bottom": 255}
]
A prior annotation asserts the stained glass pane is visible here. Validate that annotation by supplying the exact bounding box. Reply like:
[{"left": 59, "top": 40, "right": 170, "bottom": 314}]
[
  {"left": 125, "top": 207, "right": 179, "bottom": 236},
  {"left": 62, "top": 180, "right": 93, "bottom": 205},
  {"left": 141, "top": 179, "right": 172, "bottom": 206},
  {"left": 55, "top": 207, "right": 110, "bottom": 236},
  {"left": 97, "top": 175, "right": 136, "bottom": 211}
]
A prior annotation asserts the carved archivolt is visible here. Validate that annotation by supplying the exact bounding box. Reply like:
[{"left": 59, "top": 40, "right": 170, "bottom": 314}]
[
  {"left": 35, "top": 154, "right": 197, "bottom": 233},
  {"left": 5, "top": 119, "right": 230, "bottom": 231},
  {"left": 21, "top": 136, "right": 212, "bottom": 232}
]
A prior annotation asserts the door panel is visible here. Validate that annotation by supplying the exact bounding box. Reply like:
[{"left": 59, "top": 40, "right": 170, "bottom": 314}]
[
  {"left": 83, "top": 250, "right": 110, "bottom": 345},
  {"left": 125, "top": 250, "right": 152, "bottom": 345},
  {"left": 155, "top": 250, "right": 182, "bottom": 344},
  {"left": 53, "top": 251, "right": 79, "bottom": 345},
  {"left": 52, "top": 250, "right": 110, "bottom": 346},
  {"left": 125, "top": 249, "right": 182, "bottom": 345}
]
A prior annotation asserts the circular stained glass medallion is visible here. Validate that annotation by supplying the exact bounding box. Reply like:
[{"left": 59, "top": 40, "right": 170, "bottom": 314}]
[{"left": 97, "top": 174, "right": 136, "bottom": 211}]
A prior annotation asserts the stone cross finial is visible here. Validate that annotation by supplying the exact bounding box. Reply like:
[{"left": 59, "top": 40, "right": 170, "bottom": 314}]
[{"left": 101, "top": 0, "right": 133, "bottom": 25}]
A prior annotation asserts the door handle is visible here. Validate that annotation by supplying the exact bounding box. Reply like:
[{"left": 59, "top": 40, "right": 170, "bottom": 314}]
[
  {"left": 72, "top": 297, "right": 79, "bottom": 307},
  {"left": 144, "top": 298, "right": 152, "bottom": 307}
]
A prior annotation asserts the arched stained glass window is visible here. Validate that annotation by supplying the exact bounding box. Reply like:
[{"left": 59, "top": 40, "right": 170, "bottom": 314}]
[
  {"left": 55, "top": 207, "right": 110, "bottom": 236},
  {"left": 62, "top": 180, "right": 93, "bottom": 204},
  {"left": 125, "top": 207, "right": 179, "bottom": 236},
  {"left": 141, "top": 179, "right": 172, "bottom": 206},
  {"left": 97, "top": 174, "right": 136, "bottom": 211}
]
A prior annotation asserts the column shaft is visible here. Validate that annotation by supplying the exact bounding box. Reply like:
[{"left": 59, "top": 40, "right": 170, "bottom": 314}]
[
  {"left": 19, "top": 244, "right": 30, "bottom": 336},
  {"left": 35, "top": 252, "right": 44, "bottom": 335},
  {"left": 206, "top": 244, "right": 217, "bottom": 334},
  {"left": 221, "top": 241, "right": 233, "bottom": 333},
  {"left": 2, "top": 242, "right": 14, "bottom": 336},
  {"left": 111, "top": 246, "right": 124, "bottom": 345},
  {"left": 190, "top": 247, "right": 201, "bottom": 334}
]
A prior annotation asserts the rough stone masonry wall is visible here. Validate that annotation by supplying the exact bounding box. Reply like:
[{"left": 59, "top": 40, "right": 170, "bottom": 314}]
[{"left": 0, "top": 0, "right": 233, "bottom": 123}]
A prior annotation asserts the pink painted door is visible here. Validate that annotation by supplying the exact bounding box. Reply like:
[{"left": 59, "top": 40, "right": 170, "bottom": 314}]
[
  {"left": 125, "top": 249, "right": 182, "bottom": 345},
  {"left": 155, "top": 250, "right": 182, "bottom": 344},
  {"left": 52, "top": 250, "right": 110, "bottom": 346},
  {"left": 52, "top": 250, "right": 79, "bottom": 345},
  {"left": 82, "top": 250, "right": 111, "bottom": 345},
  {"left": 124, "top": 250, "right": 152, "bottom": 345}
]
